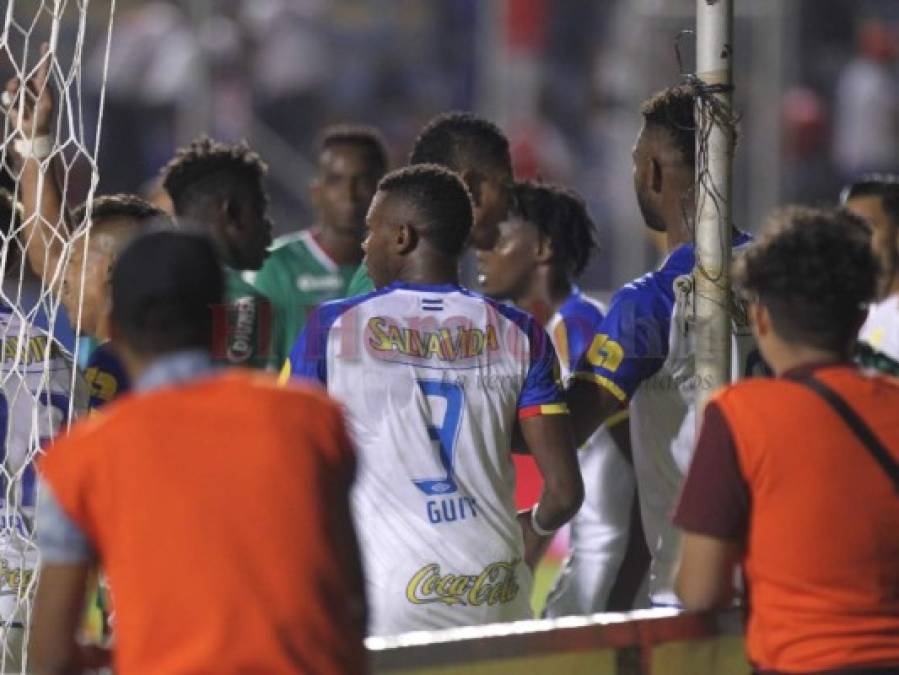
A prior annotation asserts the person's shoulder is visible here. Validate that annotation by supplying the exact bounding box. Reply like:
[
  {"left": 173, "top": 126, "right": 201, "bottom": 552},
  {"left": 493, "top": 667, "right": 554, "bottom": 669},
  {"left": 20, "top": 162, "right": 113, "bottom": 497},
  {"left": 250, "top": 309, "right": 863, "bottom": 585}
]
[
  {"left": 558, "top": 290, "right": 605, "bottom": 326},
  {"left": 460, "top": 288, "right": 539, "bottom": 333},
  {"left": 711, "top": 375, "right": 791, "bottom": 413},
  {"left": 270, "top": 230, "right": 307, "bottom": 250},
  {"left": 225, "top": 267, "right": 273, "bottom": 300}
]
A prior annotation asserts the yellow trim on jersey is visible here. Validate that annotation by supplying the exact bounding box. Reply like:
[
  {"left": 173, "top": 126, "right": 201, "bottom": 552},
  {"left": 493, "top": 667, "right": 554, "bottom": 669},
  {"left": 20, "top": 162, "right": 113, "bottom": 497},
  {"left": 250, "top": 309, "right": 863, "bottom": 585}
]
[
  {"left": 572, "top": 372, "right": 628, "bottom": 402},
  {"left": 605, "top": 409, "right": 630, "bottom": 428},
  {"left": 538, "top": 402, "right": 570, "bottom": 416},
  {"left": 277, "top": 359, "right": 291, "bottom": 386}
]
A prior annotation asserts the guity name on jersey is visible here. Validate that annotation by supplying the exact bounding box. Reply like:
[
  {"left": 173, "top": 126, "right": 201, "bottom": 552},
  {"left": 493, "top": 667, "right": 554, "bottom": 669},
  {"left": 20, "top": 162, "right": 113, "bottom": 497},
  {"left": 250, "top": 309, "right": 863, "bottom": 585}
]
[
  {"left": 405, "top": 559, "right": 520, "bottom": 607},
  {"left": 367, "top": 316, "right": 499, "bottom": 362},
  {"left": 426, "top": 496, "right": 479, "bottom": 524}
]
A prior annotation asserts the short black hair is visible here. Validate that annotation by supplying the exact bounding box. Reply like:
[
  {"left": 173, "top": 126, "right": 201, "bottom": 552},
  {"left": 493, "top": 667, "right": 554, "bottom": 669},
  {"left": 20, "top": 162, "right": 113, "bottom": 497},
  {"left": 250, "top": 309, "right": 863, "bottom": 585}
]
[
  {"left": 640, "top": 85, "right": 696, "bottom": 167},
  {"left": 509, "top": 181, "right": 598, "bottom": 277},
  {"left": 735, "top": 206, "right": 878, "bottom": 353},
  {"left": 111, "top": 231, "right": 223, "bottom": 355},
  {"left": 840, "top": 174, "right": 899, "bottom": 227},
  {"left": 71, "top": 194, "right": 173, "bottom": 229},
  {"left": 409, "top": 112, "right": 511, "bottom": 178},
  {"left": 162, "top": 136, "right": 268, "bottom": 216},
  {"left": 318, "top": 124, "right": 388, "bottom": 174},
  {"left": 377, "top": 164, "right": 474, "bottom": 258}
]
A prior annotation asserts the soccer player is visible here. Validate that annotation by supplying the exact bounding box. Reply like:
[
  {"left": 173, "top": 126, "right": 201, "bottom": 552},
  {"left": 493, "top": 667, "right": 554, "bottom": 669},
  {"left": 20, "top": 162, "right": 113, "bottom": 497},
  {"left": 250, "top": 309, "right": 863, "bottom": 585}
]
[
  {"left": 841, "top": 175, "right": 899, "bottom": 373},
  {"left": 344, "top": 111, "right": 513, "bottom": 296},
  {"left": 674, "top": 207, "right": 899, "bottom": 674},
  {"left": 32, "top": 232, "right": 366, "bottom": 675},
  {"left": 4, "top": 50, "right": 173, "bottom": 407},
  {"left": 162, "top": 136, "right": 282, "bottom": 370},
  {"left": 285, "top": 165, "right": 583, "bottom": 635},
  {"left": 565, "top": 85, "right": 759, "bottom": 607},
  {"left": 0, "top": 190, "right": 87, "bottom": 672},
  {"left": 245, "top": 125, "right": 388, "bottom": 362},
  {"left": 477, "top": 181, "right": 645, "bottom": 615}
]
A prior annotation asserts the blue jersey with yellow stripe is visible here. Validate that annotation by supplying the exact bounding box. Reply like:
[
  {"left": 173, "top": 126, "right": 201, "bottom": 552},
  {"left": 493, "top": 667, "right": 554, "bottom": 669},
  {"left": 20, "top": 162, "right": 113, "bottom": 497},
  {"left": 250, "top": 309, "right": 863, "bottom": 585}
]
[{"left": 573, "top": 233, "right": 759, "bottom": 606}]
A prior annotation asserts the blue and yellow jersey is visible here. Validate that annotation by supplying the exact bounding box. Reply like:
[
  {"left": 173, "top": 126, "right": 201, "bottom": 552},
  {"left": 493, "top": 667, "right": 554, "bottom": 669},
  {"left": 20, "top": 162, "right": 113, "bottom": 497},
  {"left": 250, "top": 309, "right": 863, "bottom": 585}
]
[
  {"left": 572, "top": 233, "right": 759, "bottom": 606},
  {"left": 84, "top": 342, "right": 130, "bottom": 411}
]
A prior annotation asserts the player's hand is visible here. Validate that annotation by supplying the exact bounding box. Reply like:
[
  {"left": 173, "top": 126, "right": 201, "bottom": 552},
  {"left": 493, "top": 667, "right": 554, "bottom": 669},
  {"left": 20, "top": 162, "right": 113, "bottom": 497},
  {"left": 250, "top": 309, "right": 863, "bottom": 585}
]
[
  {"left": 4, "top": 42, "right": 54, "bottom": 140},
  {"left": 517, "top": 509, "right": 552, "bottom": 570}
]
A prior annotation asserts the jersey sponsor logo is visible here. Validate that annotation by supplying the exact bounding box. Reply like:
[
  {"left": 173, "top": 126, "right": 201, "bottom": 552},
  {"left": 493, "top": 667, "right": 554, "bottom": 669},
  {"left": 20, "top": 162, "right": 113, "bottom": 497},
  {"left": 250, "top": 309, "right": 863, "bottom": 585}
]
[
  {"left": 0, "top": 556, "right": 34, "bottom": 595},
  {"left": 0, "top": 335, "right": 56, "bottom": 365},
  {"left": 296, "top": 274, "right": 343, "bottom": 293},
  {"left": 405, "top": 559, "right": 520, "bottom": 607},
  {"left": 366, "top": 317, "right": 499, "bottom": 362},
  {"left": 225, "top": 297, "right": 262, "bottom": 363}
]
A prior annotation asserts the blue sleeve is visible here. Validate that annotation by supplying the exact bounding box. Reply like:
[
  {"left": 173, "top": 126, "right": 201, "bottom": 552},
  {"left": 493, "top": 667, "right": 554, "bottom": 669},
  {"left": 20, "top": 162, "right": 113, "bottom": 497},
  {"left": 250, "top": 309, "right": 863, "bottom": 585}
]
[
  {"left": 516, "top": 317, "right": 567, "bottom": 418},
  {"left": 286, "top": 306, "right": 329, "bottom": 386},
  {"left": 35, "top": 478, "right": 95, "bottom": 564},
  {"left": 572, "top": 284, "right": 671, "bottom": 401}
]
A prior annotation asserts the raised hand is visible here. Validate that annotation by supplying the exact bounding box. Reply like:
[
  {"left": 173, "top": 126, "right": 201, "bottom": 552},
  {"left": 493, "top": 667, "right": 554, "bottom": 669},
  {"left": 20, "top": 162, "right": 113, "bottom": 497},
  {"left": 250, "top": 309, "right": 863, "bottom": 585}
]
[{"left": 4, "top": 42, "right": 53, "bottom": 140}]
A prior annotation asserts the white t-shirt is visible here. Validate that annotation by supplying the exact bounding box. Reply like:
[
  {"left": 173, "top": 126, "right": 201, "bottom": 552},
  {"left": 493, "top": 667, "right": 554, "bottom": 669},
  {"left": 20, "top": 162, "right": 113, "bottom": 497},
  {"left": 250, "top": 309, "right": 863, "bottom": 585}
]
[
  {"left": 0, "top": 304, "right": 86, "bottom": 624},
  {"left": 859, "top": 295, "right": 899, "bottom": 363},
  {"left": 573, "top": 235, "right": 761, "bottom": 606},
  {"left": 287, "top": 281, "right": 568, "bottom": 636}
]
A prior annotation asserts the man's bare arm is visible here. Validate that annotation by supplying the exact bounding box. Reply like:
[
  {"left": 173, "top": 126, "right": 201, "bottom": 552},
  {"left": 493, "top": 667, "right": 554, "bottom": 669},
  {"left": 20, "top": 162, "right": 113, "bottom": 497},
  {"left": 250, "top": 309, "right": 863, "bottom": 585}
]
[
  {"left": 674, "top": 532, "right": 741, "bottom": 611},
  {"left": 518, "top": 413, "right": 583, "bottom": 568},
  {"left": 29, "top": 562, "right": 90, "bottom": 675},
  {"left": 4, "top": 43, "right": 68, "bottom": 279},
  {"left": 567, "top": 376, "right": 628, "bottom": 448}
]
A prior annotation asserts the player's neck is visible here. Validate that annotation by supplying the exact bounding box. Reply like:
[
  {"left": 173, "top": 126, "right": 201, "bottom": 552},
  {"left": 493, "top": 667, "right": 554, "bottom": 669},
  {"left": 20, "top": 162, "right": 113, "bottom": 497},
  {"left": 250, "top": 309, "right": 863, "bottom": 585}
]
[
  {"left": 515, "top": 270, "right": 571, "bottom": 325},
  {"left": 397, "top": 256, "right": 459, "bottom": 287},
  {"left": 765, "top": 342, "right": 847, "bottom": 377},
  {"left": 313, "top": 226, "right": 364, "bottom": 267}
]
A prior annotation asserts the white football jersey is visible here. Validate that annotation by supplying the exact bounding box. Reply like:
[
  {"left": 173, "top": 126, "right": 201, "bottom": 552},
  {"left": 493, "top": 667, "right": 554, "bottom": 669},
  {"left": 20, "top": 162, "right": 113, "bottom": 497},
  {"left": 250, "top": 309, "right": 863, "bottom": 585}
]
[
  {"left": 573, "top": 234, "right": 761, "bottom": 606},
  {"left": 0, "top": 304, "right": 87, "bottom": 624},
  {"left": 860, "top": 295, "right": 899, "bottom": 363},
  {"left": 286, "top": 281, "right": 568, "bottom": 636}
]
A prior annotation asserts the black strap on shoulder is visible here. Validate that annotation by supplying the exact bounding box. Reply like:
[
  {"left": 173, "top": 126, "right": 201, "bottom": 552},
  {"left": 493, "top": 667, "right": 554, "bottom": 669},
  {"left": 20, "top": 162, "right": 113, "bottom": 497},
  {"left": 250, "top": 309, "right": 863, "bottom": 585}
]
[{"left": 791, "top": 374, "right": 899, "bottom": 495}]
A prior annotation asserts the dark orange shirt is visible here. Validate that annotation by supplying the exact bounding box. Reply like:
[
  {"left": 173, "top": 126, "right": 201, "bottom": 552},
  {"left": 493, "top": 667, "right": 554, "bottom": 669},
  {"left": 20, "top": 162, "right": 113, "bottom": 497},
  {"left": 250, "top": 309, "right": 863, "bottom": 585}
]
[
  {"left": 675, "top": 364, "right": 899, "bottom": 673},
  {"left": 40, "top": 371, "right": 367, "bottom": 675}
]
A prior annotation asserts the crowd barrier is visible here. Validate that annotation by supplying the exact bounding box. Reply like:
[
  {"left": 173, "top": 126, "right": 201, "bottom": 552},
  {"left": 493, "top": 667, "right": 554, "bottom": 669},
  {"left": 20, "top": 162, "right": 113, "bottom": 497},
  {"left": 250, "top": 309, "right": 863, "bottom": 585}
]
[{"left": 367, "top": 608, "right": 749, "bottom": 675}]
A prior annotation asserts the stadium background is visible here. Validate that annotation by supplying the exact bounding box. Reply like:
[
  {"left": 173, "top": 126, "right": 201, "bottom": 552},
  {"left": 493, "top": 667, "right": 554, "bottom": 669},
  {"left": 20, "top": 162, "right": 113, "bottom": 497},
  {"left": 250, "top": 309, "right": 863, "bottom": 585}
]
[{"left": 2, "top": 0, "right": 897, "bottom": 623}]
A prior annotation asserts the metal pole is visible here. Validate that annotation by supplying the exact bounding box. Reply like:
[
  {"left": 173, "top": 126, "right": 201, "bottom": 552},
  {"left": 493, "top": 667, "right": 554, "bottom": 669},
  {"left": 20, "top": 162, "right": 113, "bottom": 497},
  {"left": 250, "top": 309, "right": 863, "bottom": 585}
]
[{"left": 694, "top": 0, "right": 734, "bottom": 419}]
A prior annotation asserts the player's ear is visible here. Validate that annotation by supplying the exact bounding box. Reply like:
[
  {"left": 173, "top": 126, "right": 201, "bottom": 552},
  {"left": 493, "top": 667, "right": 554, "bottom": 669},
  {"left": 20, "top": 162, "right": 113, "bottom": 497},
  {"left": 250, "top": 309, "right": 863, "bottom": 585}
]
[
  {"left": 395, "top": 222, "right": 418, "bottom": 254},
  {"left": 535, "top": 233, "right": 554, "bottom": 265},
  {"left": 750, "top": 301, "right": 768, "bottom": 338},
  {"left": 461, "top": 169, "right": 483, "bottom": 207},
  {"left": 309, "top": 176, "right": 323, "bottom": 209},
  {"left": 651, "top": 157, "right": 664, "bottom": 194}
]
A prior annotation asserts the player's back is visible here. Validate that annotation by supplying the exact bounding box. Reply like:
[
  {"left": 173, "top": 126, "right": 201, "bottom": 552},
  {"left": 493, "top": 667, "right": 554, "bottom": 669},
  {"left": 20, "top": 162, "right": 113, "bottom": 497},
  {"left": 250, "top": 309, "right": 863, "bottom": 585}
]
[
  {"left": 40, "top": 371, "right": 365, "bottom": 675},
  {"left": 288, "top": 281, "right": 566, "bottom": 635}
]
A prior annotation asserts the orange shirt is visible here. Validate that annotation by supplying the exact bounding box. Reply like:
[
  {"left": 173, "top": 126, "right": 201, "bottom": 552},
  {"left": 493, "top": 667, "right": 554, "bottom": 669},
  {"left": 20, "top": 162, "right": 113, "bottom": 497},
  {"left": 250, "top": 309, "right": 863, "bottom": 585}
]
[
  {"left": 676, "top": 365, "right": 899, "bottom": 673},
  {"left": 40, "top": 371, "right": 367, "bottom": 675}
]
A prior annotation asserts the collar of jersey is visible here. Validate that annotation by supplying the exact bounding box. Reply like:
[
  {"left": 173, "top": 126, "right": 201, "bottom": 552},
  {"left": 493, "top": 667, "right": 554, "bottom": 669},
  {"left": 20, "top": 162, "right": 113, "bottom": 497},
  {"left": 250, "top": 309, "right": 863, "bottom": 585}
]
[{"left": 384, "top": 280, "right": 464, "bottom": 294}]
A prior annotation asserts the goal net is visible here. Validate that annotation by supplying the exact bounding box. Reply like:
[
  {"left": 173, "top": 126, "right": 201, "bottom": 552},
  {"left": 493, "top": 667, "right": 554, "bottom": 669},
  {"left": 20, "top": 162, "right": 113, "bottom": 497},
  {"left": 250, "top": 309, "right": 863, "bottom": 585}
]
[{"left": 0, "top": 2, "right": 116, "bottom": 671}]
